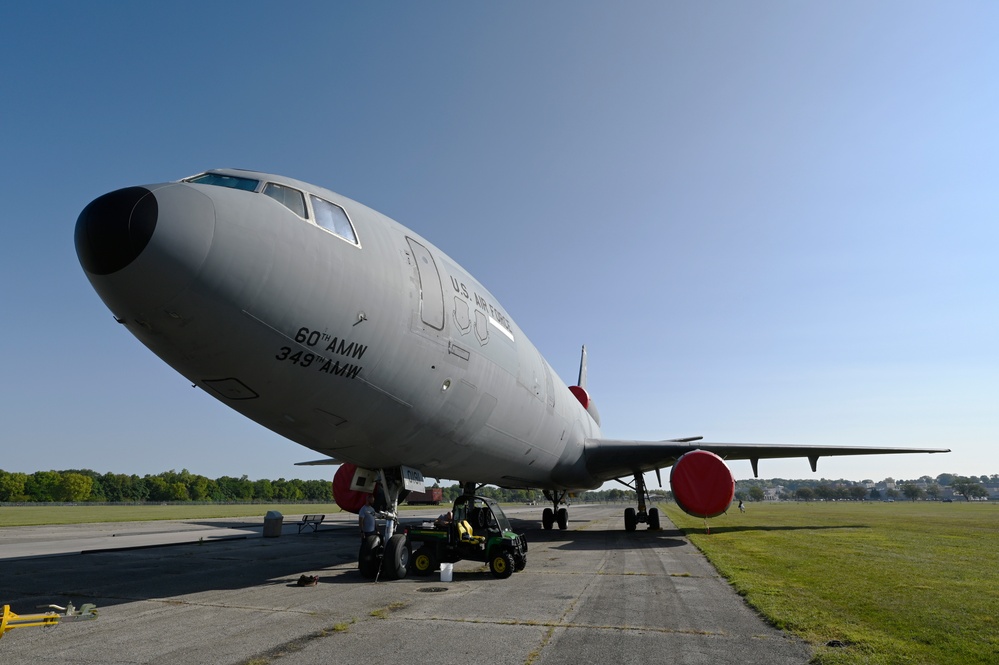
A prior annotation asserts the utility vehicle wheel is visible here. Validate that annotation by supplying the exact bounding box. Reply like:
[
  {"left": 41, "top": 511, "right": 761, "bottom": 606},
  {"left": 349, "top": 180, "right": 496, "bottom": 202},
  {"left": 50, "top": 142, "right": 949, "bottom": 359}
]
[
  {"left": 624, "top": 507, "right": 637, "bottom": 532},
  {"left": 542, "top": 507, "right": 554, "bottom": 530},
  {"left": 382, "top": 534, "right": 410, "bottom": 580},
  {"left": 514, "top": 555, "right": 527, "bottom": 572},
  {"left": 358, "top": 535, "right": 382, "bottom": 579},
  {"left": 556, "top": 507, "right": 568, "bottom": 530},
  {"left": 648, "top": 507, "right": 661, "bottom": 530},
  {"left": 411, "top": 546, "right": 437, "bottom": 576},
  {"left": 490, "top": 550, "right": 515, "bottom": 579}
]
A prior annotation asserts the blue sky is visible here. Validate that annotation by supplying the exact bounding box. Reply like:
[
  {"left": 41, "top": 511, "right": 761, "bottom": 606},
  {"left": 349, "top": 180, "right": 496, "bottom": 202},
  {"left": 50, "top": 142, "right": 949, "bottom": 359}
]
[{"left": 2, "top": 2, "right": 995, "bottom": 487}]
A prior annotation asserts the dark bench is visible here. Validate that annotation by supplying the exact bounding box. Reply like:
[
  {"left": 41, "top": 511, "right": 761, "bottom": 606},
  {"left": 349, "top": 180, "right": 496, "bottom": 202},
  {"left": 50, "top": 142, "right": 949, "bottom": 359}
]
[{"left": 297, "top": 514, "right": 325, "bottom": 534}]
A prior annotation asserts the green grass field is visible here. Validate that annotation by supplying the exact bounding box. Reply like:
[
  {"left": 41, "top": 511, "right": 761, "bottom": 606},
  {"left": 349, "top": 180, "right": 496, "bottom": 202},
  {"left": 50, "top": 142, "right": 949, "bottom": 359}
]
[
  {"left": 0, "top": 501, "right": 444, "bottom": 527},
  {"left": 662, "top": 501, "right": 999, "bottom": 665},
  {"left": 0, "top": 503, "right": 341, "bottom": 527}
]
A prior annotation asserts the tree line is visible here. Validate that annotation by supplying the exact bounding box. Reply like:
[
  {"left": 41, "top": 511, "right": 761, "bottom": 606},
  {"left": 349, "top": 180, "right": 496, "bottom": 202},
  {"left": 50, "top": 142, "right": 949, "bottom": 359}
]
[
  {"left": 0, "top": 470, "right": 638, "bottom": 505},
  {"left": 2, "top": 468, "right": 989, "bottom": 505},
  {"left": 734, "top": 473, "right": 994, "bottom": 502},
  {"left": 0, "top": 469, "right": 333, "bottom": 503}
]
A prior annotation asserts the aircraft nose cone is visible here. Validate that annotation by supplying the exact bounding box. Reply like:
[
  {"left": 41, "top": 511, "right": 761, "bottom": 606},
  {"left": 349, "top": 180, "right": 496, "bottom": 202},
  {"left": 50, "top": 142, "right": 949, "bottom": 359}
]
[
  {"left": 75, "top": 183, "right": 216, "bottom": 319},
  {"left": 75, "top": 186, "right": 158, "bottom": 275}
]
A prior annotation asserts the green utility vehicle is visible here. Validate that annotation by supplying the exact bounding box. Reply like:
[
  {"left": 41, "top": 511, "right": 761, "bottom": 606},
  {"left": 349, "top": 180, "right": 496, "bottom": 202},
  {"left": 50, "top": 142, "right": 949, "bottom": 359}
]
[{"left": 406, "top": 495, "right": 527, "bottom": 578}]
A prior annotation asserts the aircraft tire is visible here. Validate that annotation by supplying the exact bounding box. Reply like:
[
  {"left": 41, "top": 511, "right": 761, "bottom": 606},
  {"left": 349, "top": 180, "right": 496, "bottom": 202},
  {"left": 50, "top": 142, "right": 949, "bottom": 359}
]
[
  {"left": 358, "top": 535, "right": 382, "bottom": 579},
  {"left": 383, "top": 534, "right": 410, "bottom": 580},
  {"left": 542, "top": 507, "right": 554, "bottom": 530},
  {"left": 556, "top": 507, "right": 568, "bottom": 530},
  {"left": 648, "top": 507, "right": 661, "bottom": 530},
  {"left": 490, "top": 551, "right": 515, "bottom": 579},
  {"left": 624, "top": 507, "right": 637, "bottom": 532},
  {"left": 411, "top": 546, "right": 437, "bottom": 576}
]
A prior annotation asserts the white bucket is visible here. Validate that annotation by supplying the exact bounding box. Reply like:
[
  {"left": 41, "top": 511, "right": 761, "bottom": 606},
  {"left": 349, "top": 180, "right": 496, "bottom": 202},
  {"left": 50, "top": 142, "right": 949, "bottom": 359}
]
[{"left": 440, "top": 562, "right": 453, "bottom": 582}]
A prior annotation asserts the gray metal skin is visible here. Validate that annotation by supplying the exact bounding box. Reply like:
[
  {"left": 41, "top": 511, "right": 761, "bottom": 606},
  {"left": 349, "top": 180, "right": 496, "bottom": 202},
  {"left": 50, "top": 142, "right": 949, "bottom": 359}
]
[{"left": 75, "top": 169, "right": 949, "bottom": 498}]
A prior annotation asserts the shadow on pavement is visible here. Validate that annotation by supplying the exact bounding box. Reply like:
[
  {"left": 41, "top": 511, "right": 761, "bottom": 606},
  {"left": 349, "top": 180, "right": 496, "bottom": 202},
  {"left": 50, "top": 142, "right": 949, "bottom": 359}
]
[{"left": 0, "top": 528, "right": 365, "bottom": 611}]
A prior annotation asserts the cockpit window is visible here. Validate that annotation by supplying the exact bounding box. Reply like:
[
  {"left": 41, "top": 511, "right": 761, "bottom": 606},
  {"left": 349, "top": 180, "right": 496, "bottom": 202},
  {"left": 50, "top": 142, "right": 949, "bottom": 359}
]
[
  {"left": 186, "top": 173, "right": 259, "bottom": 191},
  {"left": 262, "top": 183, "right": 308, "bottom": 219},
  {"left": 311, "top": 195, "right": 358, "bottom": 245}
]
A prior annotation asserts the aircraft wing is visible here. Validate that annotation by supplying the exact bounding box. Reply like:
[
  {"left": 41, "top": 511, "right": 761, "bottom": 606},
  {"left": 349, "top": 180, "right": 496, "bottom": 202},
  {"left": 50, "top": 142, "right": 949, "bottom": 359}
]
[
  {"left": 583, "top": 438, "right": 951, "bottom": 481},
  {"left": 294, "top": 458, "right": 342, "bottom": 466}
]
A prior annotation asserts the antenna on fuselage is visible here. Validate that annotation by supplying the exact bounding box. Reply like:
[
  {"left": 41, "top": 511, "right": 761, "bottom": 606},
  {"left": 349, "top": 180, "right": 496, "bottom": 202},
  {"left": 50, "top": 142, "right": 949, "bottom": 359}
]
[{"left": 577, "top": 345, "right": 588, "bottom": 390}]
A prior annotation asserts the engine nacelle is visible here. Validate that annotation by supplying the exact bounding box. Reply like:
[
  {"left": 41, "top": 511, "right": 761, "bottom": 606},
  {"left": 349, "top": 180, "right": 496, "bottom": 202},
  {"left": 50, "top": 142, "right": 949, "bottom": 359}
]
[
  {"left": 332, "top": 463, "right": 369, "bottom": 514},
  {"left": 669, "top": 450, "right": 735, "bottom": 518},
  {"left": 568, "top": 385, "right": 601, "bottom": 426}
]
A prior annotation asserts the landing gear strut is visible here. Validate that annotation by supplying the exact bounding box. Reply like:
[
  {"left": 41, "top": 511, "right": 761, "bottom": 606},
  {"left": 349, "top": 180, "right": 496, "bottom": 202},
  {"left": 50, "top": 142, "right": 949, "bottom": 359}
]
[
  {"left": 357, "top": 467, "right": 410, "bottom": 580},
  {"left": 541, "top": 490, "right": 569, "bottom": 530},
  {"left": 620, "top": 472, "right": 660, "bottom": 532}
]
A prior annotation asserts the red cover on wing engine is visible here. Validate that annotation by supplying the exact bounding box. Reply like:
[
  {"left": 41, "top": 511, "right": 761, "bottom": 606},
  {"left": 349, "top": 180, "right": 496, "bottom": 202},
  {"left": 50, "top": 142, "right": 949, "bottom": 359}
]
[
  {"left": 669, "top": 450, "right": 735, "bottom": 518},
  {"left": 332, "top": 463, "right": 370, "bottom": 514}
]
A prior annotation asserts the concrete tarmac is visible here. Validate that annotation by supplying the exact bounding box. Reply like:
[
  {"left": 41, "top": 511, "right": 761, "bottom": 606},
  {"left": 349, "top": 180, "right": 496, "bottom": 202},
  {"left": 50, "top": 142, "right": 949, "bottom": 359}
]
[
  {"left": 0, "top": 519, "right": 269, "bottom": 560},
  {"left": 0, "top": 504, "right": 810, "bottom": 664}
]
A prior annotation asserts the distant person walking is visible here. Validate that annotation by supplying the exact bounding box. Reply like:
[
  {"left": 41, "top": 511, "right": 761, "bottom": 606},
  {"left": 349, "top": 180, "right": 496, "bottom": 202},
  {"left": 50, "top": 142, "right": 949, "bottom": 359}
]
[{"left": 738, "top": 500, "right": 746, "bottom": 513}]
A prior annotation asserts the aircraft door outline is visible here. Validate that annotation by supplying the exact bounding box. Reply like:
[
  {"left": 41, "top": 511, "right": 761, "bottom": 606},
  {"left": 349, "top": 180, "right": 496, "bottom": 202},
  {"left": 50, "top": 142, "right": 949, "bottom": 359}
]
[{"left": 406, "top": 237, "right": 445, "bottom": 331}]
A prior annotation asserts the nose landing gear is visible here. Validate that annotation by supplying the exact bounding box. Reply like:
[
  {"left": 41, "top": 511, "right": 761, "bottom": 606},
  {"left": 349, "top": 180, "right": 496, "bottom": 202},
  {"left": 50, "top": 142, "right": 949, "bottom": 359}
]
[{"left": 356, "top": 467, "right": 411, "bottom": 581}]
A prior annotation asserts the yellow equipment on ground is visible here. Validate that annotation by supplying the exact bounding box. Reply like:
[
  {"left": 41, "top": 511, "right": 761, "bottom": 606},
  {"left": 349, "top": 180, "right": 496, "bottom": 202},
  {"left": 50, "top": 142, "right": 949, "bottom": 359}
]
[{"left": 0, "top": 602, "right": 98, "bottom": 638}]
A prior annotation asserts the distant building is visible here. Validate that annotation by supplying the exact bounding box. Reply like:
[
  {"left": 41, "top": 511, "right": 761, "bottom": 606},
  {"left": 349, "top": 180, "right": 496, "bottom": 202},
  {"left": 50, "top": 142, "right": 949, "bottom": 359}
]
[{"left": 764, "top": 486, "right": 783, "bottom": 501}]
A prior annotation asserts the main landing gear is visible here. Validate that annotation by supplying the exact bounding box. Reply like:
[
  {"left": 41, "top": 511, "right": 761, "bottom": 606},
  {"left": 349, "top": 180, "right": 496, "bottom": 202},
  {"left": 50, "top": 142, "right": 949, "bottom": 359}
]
[
  {"left": 620, "top": 472, "right": 661, "bottom": 532},
  {"left": 357, "top": 467, "right": 409, "bottom": 581},
  {"left": 541, "top": 490, "right": 569, "bottom": 530}
]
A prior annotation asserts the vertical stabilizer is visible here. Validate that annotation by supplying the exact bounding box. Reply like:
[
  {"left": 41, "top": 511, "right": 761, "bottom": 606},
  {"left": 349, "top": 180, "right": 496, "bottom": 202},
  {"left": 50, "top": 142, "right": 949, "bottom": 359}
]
[{"left": 577, "top": 345, "right": 588, "bottom": 390}]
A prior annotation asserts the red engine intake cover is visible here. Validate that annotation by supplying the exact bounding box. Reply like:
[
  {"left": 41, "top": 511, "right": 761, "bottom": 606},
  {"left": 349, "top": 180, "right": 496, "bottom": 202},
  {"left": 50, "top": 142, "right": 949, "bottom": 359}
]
[
  {"left": 332, "top": 463, "right": 370, "bottom": 514},
  {"left": 669, "top": 450, "right": 735, "bottom": 518}
]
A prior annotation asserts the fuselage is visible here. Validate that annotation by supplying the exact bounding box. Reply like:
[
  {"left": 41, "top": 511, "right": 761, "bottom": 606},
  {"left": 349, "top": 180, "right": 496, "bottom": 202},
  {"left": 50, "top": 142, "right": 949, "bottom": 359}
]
[{"left": 76, "top": 169, "right": 603, "bottom": 490}]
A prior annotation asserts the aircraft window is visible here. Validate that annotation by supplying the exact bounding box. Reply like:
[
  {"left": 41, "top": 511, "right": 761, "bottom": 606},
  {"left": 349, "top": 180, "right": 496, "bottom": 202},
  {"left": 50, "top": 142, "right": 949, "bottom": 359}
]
[
  {"left": 186, "top": 173, "right": 259, "bottom": 191},
  {"left": 262, "top": 183, "right": 308, "bottom": 219},
  {"left": 311, "top": 195, "right": 358, "bottom": 244}
]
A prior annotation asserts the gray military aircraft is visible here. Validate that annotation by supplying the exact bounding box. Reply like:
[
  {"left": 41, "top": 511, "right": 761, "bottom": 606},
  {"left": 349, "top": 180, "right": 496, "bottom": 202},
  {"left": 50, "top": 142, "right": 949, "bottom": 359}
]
[{"left": 75, "top": 169, "right": 948, "bottom": 578}]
